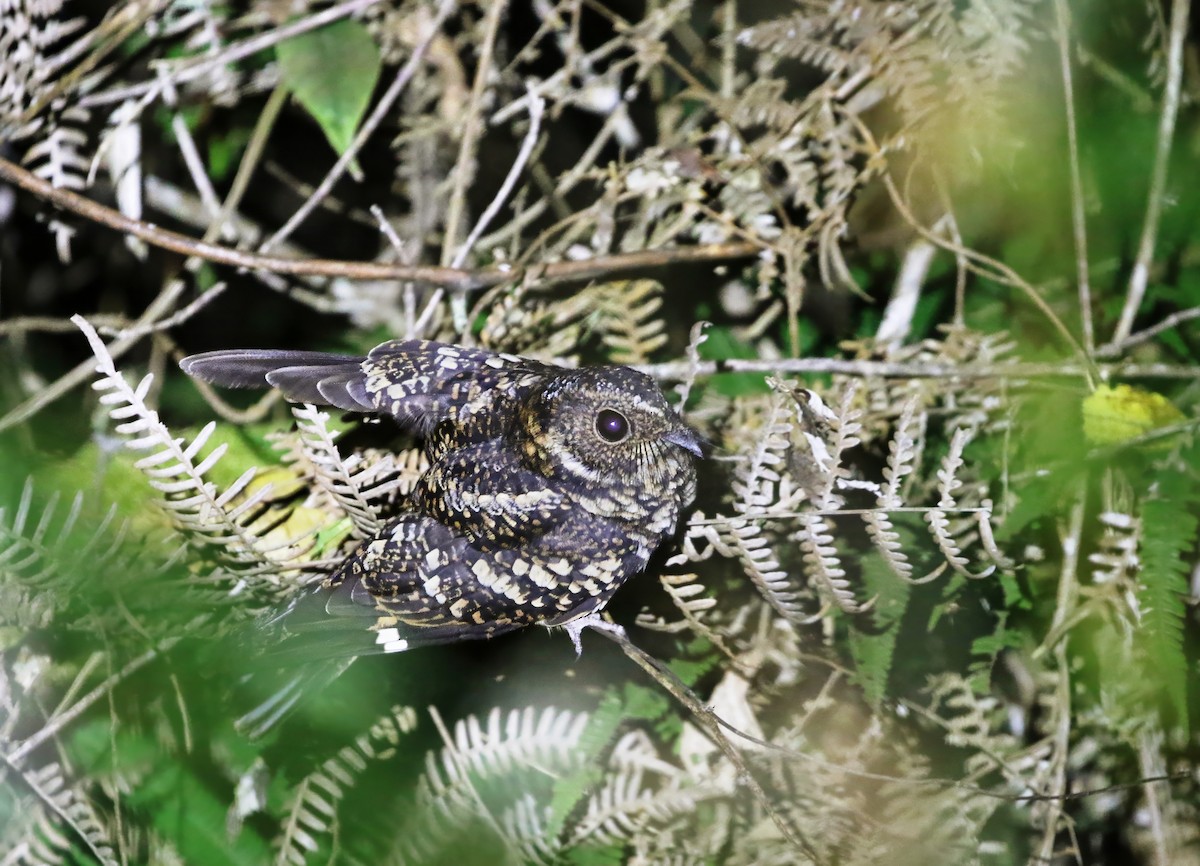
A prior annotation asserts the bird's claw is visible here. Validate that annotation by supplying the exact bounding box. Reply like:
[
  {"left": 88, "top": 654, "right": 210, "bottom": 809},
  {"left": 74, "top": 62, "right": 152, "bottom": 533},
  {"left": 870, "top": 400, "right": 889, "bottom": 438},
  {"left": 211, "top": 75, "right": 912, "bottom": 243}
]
[{"left": 562, "top": 612, "right": 627, "bottom": 658}]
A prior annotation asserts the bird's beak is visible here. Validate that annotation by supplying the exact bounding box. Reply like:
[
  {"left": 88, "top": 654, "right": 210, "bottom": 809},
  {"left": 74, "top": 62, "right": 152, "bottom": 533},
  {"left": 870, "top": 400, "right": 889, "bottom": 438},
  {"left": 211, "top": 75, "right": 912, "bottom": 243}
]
[{"left": 663, "top": 426, "right": 705, "bottom": 458}]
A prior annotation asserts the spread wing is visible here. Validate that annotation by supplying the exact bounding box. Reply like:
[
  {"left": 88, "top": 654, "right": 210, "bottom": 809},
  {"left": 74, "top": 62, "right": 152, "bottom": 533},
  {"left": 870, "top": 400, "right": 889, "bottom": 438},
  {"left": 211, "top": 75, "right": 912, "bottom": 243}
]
[{"left": 181, "top": 339, "right": 552, "bottom": 434}]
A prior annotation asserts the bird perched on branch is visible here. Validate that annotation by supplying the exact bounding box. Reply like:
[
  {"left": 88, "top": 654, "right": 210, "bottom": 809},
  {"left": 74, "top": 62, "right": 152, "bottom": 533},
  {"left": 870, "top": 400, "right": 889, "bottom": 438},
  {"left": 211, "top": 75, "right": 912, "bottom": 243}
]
[{"left": 181, "top": 339, "right": 701, "bottom": 660}]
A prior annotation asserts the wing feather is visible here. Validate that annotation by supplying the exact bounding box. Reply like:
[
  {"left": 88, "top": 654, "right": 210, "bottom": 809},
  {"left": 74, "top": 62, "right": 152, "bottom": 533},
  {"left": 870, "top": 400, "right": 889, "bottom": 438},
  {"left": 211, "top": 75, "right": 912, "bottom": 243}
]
[{"left": 181, "top": 340, "right": 549, "bottom": 434}]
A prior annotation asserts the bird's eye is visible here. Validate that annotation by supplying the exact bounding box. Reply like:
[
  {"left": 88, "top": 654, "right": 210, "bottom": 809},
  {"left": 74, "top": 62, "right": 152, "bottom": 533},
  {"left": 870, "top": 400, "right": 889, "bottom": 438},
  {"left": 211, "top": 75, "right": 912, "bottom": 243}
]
[{"left": 595, "top": 409, "right": 630, "bottom": 443}]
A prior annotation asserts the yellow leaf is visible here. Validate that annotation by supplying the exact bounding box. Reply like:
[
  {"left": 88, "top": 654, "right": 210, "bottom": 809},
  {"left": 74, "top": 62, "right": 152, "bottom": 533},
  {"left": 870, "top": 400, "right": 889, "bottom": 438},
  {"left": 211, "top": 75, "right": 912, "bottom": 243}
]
[{"left": 1082, "top": 384, "right": 1185, "bottom": 446}]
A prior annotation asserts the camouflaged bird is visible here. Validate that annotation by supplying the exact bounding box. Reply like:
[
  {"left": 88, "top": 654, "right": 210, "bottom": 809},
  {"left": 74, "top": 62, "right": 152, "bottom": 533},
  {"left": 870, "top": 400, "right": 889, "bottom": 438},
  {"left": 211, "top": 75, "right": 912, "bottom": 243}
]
[{"left": 180, "top": 340, "right": 701, "bottom": 657}]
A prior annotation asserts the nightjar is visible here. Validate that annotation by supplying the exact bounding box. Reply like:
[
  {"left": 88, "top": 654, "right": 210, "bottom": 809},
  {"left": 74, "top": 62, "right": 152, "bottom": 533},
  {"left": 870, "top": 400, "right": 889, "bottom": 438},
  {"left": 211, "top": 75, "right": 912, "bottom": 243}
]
[{"left": 180, "top": 340, "right": 701, "bottom": 658}]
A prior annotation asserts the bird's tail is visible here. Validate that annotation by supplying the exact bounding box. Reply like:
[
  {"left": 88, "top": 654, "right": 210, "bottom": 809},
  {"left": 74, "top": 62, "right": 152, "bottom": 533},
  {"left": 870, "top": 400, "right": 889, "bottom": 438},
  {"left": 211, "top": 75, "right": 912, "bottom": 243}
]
[
  {"left": 235, "top": 657, "right": 356, "bottom": 739},
  {"left": 180, "top": 349, "right": 374, "bottom": 412}
]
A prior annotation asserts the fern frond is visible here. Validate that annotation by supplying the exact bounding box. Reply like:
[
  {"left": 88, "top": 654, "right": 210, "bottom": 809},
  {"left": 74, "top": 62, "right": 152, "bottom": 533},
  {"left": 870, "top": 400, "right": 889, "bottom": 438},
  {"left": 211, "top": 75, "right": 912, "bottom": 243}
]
[
  {"left": 848, "top": 552, "right": 915, "bottom": 706},
  {"left": 737, "top": 15, "right": 857, "bottom": 73},
  {"left": 924, "top": 427, "right": 994, "bottom": 579},
  {"left": 722, "top": 518, "right": 813, "bottom": 623},
  {"left": 795, "top": 513, "right": 861, "bottom": 613},
  {"left": 570, "top": 764, "right": 718, "bottom": 849},
  {"left": 635, "top": 571, "right": 740, "bottom": 659},
  {"left": 1090, "top": 511, "right": 1141, "bottom": 587},
  {"left": 861, "top": 400, "right": 930, "bottom": 583},
  {"left": 75, "top": 316, "right": 311, "bottom": 581},
  {"left": 403, "top": 707, "right": 589, "bottom": 863},
  {"left": 731, "top": 390, "right": 795, "bottom": 517},
  {"left": 5, "top": 760, "right": 119, "bottom": 866},
  {"left": 0, "top": 477, "right": 153, "bottom": 598},
  {"left": 878, "top": 399, "right": 922, "bottom": 508},
  {"left": 447, "top": 706, "right": 587, "bottom": 780},
  {"left": 592, "top": 279, "right": 668, "bottom": 364},
  {"left": 1138, "top": 469, "right": 1197, "bottom": 730},
  {"left": 274, "top": 706, "right": 417, "bottom": 866},
  {"left": 291, "top": 404, "right": 398, "bottom": 538}
]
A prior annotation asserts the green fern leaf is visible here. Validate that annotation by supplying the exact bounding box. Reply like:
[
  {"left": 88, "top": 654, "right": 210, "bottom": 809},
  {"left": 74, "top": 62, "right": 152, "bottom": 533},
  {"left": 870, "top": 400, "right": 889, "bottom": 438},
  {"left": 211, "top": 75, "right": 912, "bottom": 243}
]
[
  {"left": 544, "top": 692, "right": 625, "bottom": 841},
  {"left": 1138, "top": 463, "right": 1197, "bottom": 731},
  {"left": 849, "top": 552, "right": 912, "bottom": 707}
]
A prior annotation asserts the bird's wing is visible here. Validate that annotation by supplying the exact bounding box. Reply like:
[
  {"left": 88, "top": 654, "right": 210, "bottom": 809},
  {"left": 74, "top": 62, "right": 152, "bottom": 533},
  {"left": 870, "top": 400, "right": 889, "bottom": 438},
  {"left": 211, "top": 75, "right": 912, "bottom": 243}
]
[
  {"left": 270, "top": 514, "right": 538, "bottom": 661},
  {"left": 413, "top": 439, "right": 571, "bottom": 546},
  {"left": 180, "top": 340, "right": 550, "bottom": 434}
]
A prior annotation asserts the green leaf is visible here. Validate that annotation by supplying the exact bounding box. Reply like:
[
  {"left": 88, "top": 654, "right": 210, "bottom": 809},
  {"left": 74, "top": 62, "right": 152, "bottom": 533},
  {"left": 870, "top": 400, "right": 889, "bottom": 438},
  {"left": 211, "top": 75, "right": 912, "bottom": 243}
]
[
  {"left": 545, "top": 691, "right": 625, "bottom": 840},
  {"left": 1137, "top": 459, "right": 1197, "bottom": 732},
  {"left": 848, "top": 552, "right": 912, "bottom": 707},
  {"left": 276, "top": 19, "right": 381, "bottom": 166},
  {"left": 129, "top": 763, "right": 272, "bottom": 864},
  {"left": 966, "top": 614, "right": 1023, "bottom": 693},
  {"left": 697, "top": 326, "right": 770, "bottom": 396}
]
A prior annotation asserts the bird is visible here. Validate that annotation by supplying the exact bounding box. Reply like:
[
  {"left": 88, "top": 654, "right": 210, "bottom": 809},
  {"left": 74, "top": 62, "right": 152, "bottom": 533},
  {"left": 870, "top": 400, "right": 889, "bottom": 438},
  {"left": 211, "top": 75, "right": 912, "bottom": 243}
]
[{"left": 180, "top": 339, "right": 702, "bottom": 663}]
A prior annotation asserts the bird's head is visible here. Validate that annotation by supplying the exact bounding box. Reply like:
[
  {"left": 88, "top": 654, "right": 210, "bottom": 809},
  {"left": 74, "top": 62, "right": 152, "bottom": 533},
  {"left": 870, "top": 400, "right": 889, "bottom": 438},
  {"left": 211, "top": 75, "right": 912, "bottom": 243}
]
[{"left": 520, "top": 366, "right": 701, "bottom": 512}]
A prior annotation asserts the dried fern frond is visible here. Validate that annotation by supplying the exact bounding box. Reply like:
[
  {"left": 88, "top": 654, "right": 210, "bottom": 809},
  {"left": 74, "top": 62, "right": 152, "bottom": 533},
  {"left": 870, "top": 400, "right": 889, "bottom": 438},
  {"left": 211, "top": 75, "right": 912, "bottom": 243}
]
[
  {"left": 3, "top": 760, "right": 120, "bottom": 866},
  {"left": 590, "top": 279, "right": 669, "bottom": 364},
  {"left": 1090, "top": 511, "right": 1140, "bottom": 590},
  {"left": 925, "top": 427, "right": 995, "bottom": 580},
  {"left": 0, "top": 0, "right": 88, "bottom": 140},
  {"left": 400, "top": 706, "right": 590, "bottom": 864},
  {"left": 290, "top": 404, "right": 405, "bottom": 538},
  {"left": 75, "top": 317, "right": 314, "bottom": 588}
]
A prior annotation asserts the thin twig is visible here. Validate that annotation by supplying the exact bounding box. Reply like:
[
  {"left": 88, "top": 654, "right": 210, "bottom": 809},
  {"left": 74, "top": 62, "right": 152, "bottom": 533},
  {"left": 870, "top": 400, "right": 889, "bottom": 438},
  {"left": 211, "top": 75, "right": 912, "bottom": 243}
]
[
  {"left": 878, "top": 168, "right": 1096, "bottom": 385},
  {"left": 0, "top": 315, "right": 128, "bottom": 337},
  {"left": 1035, "top": 645, "right": 1075, "bottom": 862},
  {"left": 157, "top": 66, "right": 223, "bottom": 223},
  {"left": 263, "top": 0, "right": 458, "bottom": 252},
  {"left": 1054, "top": 0, "right": 1093, "bottom": 355},
  {"left": 79, "top": 0, "right": 386, "bottom": 109},
  {"left": 451, "top": 90, "right": 546, "bottom": 270},
  {"left": 441, "top": 0, "right": 511, "bottom": 268},
  {"left": 638, "top": 357, "right": 1200, "bottom": 382},
  {"left": 103, "top": 86, "right": 290, "bottom": 343},
  {"left": 100, "top": 283, "right": 227, "bottom": 339},
  {"left": 0, "top": 281, "right": 186, "bottom": 433},
  {"left": 1139, "top": 728, "right": 1174, "bottom": 865},
  {"left": 592, "top": 625, "right": 821, "bottom": 863},
  {"left": 0, "top": 156, "right": 759, "bottom": 292},
  {"left": 1097, "top": 304, "right": 1200, "bottom": 357},
  {"left": 7, "top": 646, "right": 164, "bottom": 764},
  {"left": 450, "top": 89, "right": 545, "bottom": 334},
  {"left": 1111, "top": 0, "right": 1192, "bottom": 344}
]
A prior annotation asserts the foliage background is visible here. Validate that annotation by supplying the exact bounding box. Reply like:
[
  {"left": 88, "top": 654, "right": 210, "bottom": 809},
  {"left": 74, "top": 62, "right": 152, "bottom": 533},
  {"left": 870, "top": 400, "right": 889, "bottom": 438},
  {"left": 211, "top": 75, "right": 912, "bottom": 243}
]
[{"left": 1, "top": 0, "right": 1199, "bottom": 864}]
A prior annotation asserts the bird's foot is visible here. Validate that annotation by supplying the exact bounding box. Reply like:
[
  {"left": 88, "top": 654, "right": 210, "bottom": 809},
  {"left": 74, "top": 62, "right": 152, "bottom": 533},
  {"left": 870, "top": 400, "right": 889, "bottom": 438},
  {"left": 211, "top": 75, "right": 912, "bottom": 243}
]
[{"left": 562, "top": 613, "right": 627, "bottom": 658}]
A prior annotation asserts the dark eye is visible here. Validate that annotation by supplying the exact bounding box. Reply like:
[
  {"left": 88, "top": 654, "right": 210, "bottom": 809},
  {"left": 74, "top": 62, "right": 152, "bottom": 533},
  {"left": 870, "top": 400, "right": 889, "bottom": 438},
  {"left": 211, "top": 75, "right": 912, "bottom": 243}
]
[{"left": 595, "top": 409, "right": 630, "bottom": 443}]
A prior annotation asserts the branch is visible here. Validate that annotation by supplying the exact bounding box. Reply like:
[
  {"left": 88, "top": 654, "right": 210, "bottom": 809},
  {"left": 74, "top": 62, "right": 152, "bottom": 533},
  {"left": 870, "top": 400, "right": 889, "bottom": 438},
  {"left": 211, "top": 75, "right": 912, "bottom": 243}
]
[
  {"left": 1110, "top": 0, "right": 1191, "bottom": 344},
  {"left": 1054, "top": 0, "right": 1093, "bottom": 354},
  {"left": 0, "top": 154, "right": 759, "bottom": 292},
  {"left": 638, "top": 357, "right": 1200, "bottom": 382},
  {"left": 591, "top": 625, "right": 821, "bottom": 863},
  {"left": 262, "top": 0, "right": 458, "bottom": 252}
]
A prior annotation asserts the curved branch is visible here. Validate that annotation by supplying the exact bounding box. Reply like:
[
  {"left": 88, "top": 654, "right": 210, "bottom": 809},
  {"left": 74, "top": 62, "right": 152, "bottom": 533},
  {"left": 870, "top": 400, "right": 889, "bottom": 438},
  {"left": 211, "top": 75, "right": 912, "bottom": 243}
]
[{"left": 0, "top": 154, "right": 759, "bottom": 291}]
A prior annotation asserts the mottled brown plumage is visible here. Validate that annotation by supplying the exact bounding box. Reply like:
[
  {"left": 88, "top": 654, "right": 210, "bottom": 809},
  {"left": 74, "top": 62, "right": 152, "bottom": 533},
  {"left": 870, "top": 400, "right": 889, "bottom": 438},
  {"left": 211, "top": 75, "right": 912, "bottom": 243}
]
[{"left": 181, "top": 340, "right": 700, "bottom": 657}]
